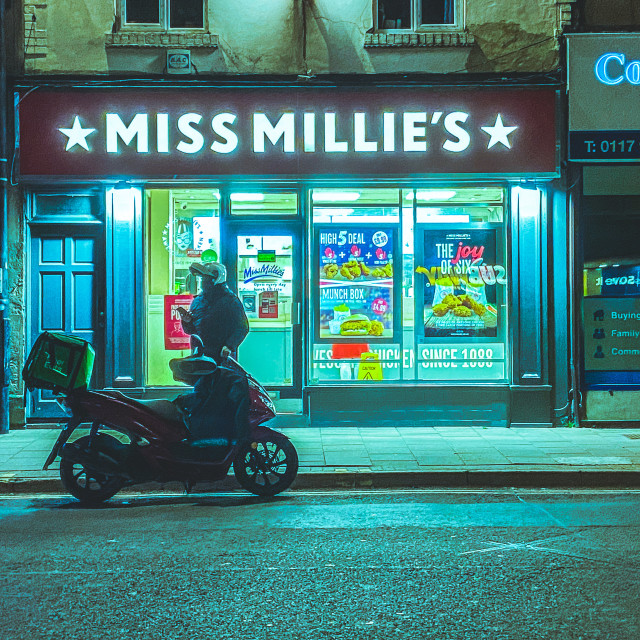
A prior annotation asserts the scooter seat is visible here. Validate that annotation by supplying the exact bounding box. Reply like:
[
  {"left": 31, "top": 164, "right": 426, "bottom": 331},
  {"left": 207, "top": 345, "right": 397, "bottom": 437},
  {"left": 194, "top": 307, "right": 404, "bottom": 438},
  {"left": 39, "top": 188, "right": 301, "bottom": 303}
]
[
  {"left": 136, "top": 399, "right": 183, "bottom": 423},
  {"left": 105, "top": 391, "right": 183, "bottom": 423}
]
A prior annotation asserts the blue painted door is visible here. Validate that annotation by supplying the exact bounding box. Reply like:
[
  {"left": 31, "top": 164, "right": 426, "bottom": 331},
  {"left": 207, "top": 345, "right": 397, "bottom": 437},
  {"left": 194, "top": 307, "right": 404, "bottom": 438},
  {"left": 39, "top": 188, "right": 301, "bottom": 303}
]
[{"left": 28, "top": 234, "right": 100, "bottom": 418}]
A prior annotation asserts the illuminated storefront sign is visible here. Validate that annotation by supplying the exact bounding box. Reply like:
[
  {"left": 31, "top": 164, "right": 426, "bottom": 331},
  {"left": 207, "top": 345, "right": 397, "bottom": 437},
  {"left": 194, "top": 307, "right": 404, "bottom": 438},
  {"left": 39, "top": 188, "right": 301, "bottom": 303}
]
[
  {"left": 594, "top": 53, "right": 640, "bottom": 86},
  {"left": 59, "top": 111, "right": 518, "bottom": 155},
  {"left": 18, "top": 87, "right": 557, "bottom": 176}
]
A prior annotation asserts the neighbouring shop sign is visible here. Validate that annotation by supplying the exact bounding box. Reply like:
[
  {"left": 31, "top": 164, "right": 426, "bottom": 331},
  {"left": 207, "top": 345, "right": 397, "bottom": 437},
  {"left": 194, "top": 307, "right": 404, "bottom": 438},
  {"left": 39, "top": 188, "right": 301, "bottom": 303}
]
[
  {"left": 17, "top": 87, "right": 557, "bottom": 176},
  {"left": 164, "top": 294, "right": 194, "bottom": 350},
  {"left": 584, "top": 298, "right": 640, "bottom": 371},
  {"left": 568, "top": 34, "right": 640, "bottom": 161}
]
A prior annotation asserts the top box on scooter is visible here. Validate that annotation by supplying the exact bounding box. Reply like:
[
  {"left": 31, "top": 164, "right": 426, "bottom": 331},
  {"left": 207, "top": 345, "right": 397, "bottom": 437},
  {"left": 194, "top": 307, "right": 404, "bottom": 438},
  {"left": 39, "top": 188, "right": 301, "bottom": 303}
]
[{"left": 23, "top": 332, "right": 95, "bottom": 392}]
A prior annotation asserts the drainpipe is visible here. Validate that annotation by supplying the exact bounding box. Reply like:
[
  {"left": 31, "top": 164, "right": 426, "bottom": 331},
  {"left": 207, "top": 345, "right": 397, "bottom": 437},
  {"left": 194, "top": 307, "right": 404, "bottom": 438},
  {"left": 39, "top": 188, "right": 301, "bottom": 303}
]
[
  {"left": 568, "top": 189, "right": 581, "bottom": 427},
  {"left": 0, "top": 0, "right": 10, "bottom": 434}
]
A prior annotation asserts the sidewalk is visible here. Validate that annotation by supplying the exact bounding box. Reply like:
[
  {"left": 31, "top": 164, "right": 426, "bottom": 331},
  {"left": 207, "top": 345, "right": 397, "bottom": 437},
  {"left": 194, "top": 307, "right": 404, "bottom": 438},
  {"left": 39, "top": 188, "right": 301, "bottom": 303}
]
[{"left": 2, "top": 425, "right": 640, "bottom": 493}]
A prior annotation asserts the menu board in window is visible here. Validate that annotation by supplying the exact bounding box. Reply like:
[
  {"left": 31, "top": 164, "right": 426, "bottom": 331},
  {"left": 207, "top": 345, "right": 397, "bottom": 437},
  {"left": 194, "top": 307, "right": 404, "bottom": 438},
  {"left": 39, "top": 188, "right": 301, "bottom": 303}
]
[
  {"left": 419, "top": 229, "right": 503, "bottom": 338},
  {"left": 318, "top": 227, "right": 395, "bottom": 341}
]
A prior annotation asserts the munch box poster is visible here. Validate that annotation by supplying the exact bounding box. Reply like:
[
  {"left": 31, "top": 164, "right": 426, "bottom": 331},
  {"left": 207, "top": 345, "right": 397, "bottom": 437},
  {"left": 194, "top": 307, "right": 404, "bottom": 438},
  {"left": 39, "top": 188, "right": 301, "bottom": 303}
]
[
  {"left": 419, "top": 229, "right": 501, "bottom": 338},
  {"left": 318, "top": 228, "right": 394, "bottom": 341}
]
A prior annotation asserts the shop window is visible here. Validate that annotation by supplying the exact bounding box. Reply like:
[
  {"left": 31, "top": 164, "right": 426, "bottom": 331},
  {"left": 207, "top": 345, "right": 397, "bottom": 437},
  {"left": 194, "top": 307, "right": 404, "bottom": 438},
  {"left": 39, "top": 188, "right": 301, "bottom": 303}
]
[
  {"left": 123, "top": 0, "right": 205, "bottom": 29},
  {"left": 413, "top": 187, "right": 506, "bottom": 383},
  {"left": 145, "top": 188, "right": 220, "bottom": 386},
  {"left": 309, "top": 186, "right": 508, "bottom": 385},
  {"left": 376, "top": 0, "right": 459, "bottom": 30},
  {"left": 582, "top": 195, "right": 640, "bottom": 388},
  {"left": 230, "top": 192, "right": 298, "bottom": 216},
  {"left": 311, "top": 188, "right": 403, "bottom": 384}
]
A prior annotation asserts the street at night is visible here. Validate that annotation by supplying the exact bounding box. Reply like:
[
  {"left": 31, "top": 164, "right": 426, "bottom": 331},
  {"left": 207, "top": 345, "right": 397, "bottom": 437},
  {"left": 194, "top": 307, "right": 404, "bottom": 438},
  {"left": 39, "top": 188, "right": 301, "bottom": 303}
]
[
  {"left": 4, "top": 2, "right": 640, "bottom": 640},
  {"left": 1, "top": 489, "right": 639, "bottom": 640}
]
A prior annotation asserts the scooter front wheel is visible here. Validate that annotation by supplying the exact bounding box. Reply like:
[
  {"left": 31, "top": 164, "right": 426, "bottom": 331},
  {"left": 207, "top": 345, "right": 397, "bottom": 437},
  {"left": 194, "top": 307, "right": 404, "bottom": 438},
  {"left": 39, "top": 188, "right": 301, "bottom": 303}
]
[
  {"left": 60, "top": 435, "right": 124, "bottom": 504},
  {"left": 233, "top": 437, "right": 298, "bottom": 497}
]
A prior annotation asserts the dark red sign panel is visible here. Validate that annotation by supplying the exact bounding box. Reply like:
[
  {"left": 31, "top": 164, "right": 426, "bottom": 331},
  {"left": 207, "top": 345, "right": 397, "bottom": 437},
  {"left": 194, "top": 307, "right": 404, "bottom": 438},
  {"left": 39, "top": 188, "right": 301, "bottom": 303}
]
[{"left": 17, "top": 87, "right": 557, "bottom": 177}]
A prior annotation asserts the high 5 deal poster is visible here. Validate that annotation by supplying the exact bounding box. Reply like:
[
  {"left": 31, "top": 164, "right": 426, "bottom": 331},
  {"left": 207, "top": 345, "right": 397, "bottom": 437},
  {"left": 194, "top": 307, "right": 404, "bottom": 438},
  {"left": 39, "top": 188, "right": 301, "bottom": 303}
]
[{"left": 318, "top": 228, "right": 395, "bottom": 341}]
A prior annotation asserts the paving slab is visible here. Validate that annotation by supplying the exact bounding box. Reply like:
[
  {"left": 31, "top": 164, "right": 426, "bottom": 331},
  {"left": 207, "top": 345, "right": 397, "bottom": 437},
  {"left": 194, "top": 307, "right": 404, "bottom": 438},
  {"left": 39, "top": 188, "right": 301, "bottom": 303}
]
[{"left": 3, "top": 426, "right": 640, "bottom": 492}]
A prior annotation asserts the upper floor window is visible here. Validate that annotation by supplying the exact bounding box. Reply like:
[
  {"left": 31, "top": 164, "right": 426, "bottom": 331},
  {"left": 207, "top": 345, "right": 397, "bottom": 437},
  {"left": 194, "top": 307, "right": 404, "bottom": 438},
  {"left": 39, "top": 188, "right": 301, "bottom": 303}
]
[
  {"left": 377, "top": 0, "right": 459, "bottom": 30},
  {"left": 123, "top": 0, "right": 205, "bottom": 29}
]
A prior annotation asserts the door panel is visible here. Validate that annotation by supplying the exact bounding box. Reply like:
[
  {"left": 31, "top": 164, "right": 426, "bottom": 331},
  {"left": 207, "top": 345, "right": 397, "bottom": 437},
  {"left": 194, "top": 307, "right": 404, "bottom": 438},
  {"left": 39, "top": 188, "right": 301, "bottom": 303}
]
[
  {"left": 29, "top": 234, "right": 100, "bottom": 418},
  {"left": 236, "top": 234, "right": 294, "bottom": 387},
  {"left": 229, "top": 224, "right": 303, "bottom": 397},
  {"left": 41, "top": 237, "right": 64, "bottom": 263},
  {"left": 41, "top": 274, "right": 64, "bottom": 330}
]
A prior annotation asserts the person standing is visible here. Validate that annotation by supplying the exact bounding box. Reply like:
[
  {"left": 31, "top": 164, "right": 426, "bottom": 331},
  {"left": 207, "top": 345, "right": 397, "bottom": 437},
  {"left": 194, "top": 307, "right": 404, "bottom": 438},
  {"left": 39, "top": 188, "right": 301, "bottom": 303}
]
[{"left": 177, "top": 262, "right": 249, "bottom": 361}]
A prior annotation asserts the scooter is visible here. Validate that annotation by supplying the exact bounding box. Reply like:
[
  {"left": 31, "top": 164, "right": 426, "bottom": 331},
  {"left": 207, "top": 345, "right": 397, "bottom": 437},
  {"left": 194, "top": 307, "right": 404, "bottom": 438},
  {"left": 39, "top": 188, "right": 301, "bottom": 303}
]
[{"left": 38, "top": 339, "right": 299, "bottom": 504}]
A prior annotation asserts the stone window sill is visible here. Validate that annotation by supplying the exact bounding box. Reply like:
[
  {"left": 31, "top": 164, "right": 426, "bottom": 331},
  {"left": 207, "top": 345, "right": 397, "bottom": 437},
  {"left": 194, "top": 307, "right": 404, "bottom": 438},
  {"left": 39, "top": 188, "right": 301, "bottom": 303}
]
[
  {"left": 106, "top": 31, "right": 218, "bottom": 48},
  {"left": 364, "top": 32, "right": 474, "bottom": 48}
]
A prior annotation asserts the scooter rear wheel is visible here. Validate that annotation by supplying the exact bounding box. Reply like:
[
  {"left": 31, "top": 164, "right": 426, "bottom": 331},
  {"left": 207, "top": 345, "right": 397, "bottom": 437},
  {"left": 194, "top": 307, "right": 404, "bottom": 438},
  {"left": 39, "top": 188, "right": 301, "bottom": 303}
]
[
  {"left": 60, "top": 434, "right": 124, "bottom": 504},
  {"left": 233, "top": 437, "right": 298, "bottom": 497}
]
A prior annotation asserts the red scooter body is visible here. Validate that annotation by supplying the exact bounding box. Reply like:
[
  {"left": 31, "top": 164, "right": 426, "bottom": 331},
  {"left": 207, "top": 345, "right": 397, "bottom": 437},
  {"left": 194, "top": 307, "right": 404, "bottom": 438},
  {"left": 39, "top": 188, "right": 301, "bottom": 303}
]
[{"left": 44, "top": 359, "right": 299, "bottom": 501}]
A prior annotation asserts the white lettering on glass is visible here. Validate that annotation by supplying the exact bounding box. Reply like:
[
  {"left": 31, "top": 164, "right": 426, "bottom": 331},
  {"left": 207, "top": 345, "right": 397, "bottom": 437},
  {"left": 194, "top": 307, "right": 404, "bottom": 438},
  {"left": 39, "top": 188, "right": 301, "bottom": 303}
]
[
  {"left": 176, "top": 113, "right": 204, "bottom": 154},
  {"left": 253, "top": 113, "right": 295, "bottom": 152},
  {"left": 210, "top": 113, "right": 238, "bottom": 153},
  {"left": 106, "top": 113, "right": 149, "bottom": 153}
]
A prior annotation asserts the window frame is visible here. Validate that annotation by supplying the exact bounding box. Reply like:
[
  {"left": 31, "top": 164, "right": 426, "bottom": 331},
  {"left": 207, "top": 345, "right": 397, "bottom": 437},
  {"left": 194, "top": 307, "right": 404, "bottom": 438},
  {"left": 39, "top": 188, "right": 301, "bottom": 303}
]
[
  {"left": 120, "top": 0, "right": 207, "bottom": 32},
  {"left": 375, "top": 0, "right": 464, "bottom": 33}
]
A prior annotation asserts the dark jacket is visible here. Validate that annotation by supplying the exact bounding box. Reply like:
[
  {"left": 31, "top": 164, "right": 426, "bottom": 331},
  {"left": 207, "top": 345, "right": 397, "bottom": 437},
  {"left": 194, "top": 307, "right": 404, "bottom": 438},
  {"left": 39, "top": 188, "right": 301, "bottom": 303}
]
[
  {"left": 182, "top": 283, "right": 249, "bottom": 360},
  {"left": 174, "top": 365, "right": 250, "bottom": 444}
]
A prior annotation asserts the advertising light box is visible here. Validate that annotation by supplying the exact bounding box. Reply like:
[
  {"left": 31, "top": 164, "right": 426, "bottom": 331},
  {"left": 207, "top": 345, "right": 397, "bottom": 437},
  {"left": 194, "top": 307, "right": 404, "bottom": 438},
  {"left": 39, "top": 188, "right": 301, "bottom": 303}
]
[
  {"left": 317, "top": 227, "right": 397, "bottom": 342},
  {"left": 419, "top": 228, "right": 502, "bottom": 338}
]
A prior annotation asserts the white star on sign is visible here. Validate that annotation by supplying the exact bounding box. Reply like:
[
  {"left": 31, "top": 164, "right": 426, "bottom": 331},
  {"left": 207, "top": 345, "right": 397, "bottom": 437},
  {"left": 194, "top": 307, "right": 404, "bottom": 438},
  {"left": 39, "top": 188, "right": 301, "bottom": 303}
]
[
  {"left": 481, "top": 114, "right": 517, "bottom": 149},
  {"left": 58, "top": 116, "right": 96, "bottom": 151}
]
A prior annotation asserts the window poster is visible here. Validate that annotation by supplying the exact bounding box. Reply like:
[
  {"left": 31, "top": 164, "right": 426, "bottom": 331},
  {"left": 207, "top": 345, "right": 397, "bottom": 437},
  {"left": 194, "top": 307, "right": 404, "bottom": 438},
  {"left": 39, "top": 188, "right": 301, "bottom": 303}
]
[
  {"left": 318, "top": 228, "right": 395, "bottom": 340},
  {"left": 418, "top": 229, "right": 503, "bottom": 338},
  {"left": 164, "top": 294, "right": 194, "bottom": 350},
  {"left": 584, "top": 298, "right": 640, "bottom": 371},
  {"left": 583, "top": 265, "right": 640, "bottom": 376}
]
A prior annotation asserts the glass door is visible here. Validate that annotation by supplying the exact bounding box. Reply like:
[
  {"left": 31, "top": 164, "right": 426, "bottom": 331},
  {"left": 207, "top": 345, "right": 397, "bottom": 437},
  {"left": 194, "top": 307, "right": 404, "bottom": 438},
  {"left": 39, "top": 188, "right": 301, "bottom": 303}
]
[{"left": 228, "top": 223, "right": 303, "bottom": 397}]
